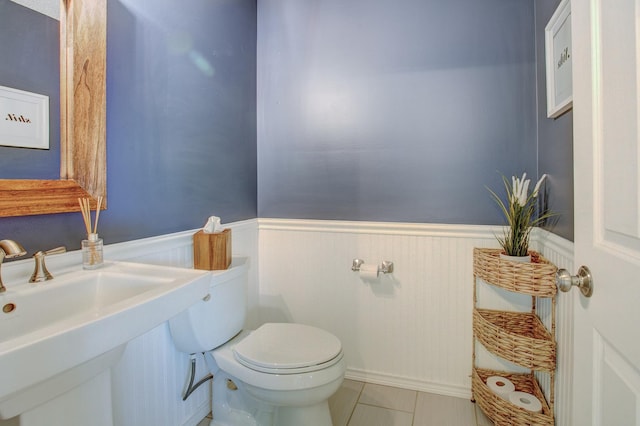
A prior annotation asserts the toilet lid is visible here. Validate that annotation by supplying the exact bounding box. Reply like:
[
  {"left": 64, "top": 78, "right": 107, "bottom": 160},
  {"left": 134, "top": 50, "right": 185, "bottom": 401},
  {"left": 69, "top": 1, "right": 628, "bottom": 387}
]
[{"left": 233, "top": 323, "right": 342, "bottom": 371}]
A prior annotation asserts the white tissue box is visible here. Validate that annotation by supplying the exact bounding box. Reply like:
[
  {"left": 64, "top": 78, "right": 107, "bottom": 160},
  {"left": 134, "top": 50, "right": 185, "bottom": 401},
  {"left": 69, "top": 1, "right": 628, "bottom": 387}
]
[{"left": 193, "top": 229, "right": 232, "bottom": 270}]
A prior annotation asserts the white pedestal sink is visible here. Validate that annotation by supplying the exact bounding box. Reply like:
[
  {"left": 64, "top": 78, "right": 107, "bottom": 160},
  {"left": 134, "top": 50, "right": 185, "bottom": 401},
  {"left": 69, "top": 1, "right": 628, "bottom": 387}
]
[{"left": 0, "top": 261, "right": 210, "bottom": 425}]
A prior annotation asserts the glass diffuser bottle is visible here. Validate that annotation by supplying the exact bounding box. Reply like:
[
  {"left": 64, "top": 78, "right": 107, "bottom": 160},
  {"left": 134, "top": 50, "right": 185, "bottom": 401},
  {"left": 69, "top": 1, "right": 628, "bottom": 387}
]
[
  {"left": 82, "top": 232, "right": 103, "bottom": 269},
  {"left": 79, "top": 196, "right": 104, "bottom": 269}
]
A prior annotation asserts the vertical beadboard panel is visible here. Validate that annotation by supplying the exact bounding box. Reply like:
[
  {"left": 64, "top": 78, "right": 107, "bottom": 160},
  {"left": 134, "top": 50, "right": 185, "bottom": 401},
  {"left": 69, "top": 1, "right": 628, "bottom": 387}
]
[
  {"left": 257, "top": 219, "right": 574, "bottom": 425},
  {"left": 532, "top": 229, "right": 574, "bottom": 426},
  {"left": 258, "top": 220, "right": 504, "bottom": 397},
  {"left": 111, "top": 324, "right": 210, "bottom": 426},
  {"left": 108, "top": 219, "right": 259, "bottom": 426},
  {"left": 48, "top": 218, "right": 570, "bottom": 425}
]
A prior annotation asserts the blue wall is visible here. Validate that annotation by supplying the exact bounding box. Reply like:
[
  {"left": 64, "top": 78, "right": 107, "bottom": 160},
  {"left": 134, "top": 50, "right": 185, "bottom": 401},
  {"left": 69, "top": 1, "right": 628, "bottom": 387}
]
[
  {"left": 257, "top": 0, "right": 539, "bottom": 225},
  {"left": 0, "top": 0, "right": 257, "bottom": 254},
  {"left": 102, "top": 0, "right": 257, "bottom": 244},
  {"left": 535, "top": 0, "right": 574, "bottom": 241},
  {"left": 0, "top": 0, "right": 60, "bottom": 180},
  {"left": 0, "top": 0, "right": 575, "bottom": 256}
]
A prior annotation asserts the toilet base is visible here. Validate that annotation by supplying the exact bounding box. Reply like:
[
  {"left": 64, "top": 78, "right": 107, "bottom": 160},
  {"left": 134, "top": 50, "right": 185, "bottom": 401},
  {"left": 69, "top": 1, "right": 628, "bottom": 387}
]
[
  {"left": 210, "top": 411, "right": 256, "bottom": 426},
  {"left": 209, "top": 371, "right": 262, "bottom": 426},
  {"left": 208, "top": 369, "right": 336, "bottom": 426},
  {"left": 210, "top": 401, "right": 333, "bottom": 426},
  {"left": 274, "top": 401, "right": 333, "bottom": 426}
]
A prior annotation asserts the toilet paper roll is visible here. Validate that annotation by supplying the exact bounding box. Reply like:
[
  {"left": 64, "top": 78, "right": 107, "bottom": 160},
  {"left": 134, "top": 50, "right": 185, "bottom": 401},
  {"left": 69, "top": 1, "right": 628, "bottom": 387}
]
[
  {"left": 509, "top": 391, "right": 542, "bottom": 413},
  {"left": 359, "top": 264, "right": 379, "bottom": 279},
  {"left": 486, "top": 376, "right": 515, "bottom": 400}
]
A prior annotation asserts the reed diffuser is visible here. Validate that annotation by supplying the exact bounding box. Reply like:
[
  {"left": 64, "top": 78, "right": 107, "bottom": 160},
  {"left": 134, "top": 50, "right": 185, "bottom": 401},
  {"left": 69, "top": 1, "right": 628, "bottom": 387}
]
[{"left": 79, "top": 196, "right": 103, "bottom": 269}]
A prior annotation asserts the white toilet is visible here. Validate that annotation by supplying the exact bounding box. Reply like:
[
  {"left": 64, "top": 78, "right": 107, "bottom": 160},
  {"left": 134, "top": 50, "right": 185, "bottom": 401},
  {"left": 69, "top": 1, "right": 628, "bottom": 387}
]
[{"left": 169, "top": 258, "right": 346, "bottom": 426}]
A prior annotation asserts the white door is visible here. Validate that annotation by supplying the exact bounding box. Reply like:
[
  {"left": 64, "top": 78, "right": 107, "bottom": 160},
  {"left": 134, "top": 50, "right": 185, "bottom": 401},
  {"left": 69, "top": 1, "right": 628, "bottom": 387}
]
[{"left": 572, "top": 0, "right": 640, "bottom": 425}]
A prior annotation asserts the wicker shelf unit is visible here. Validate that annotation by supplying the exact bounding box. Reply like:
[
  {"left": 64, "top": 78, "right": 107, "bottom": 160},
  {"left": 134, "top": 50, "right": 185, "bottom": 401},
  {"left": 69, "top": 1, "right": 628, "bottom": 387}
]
[{"left": 472, "top": 248, "right": 558, "bottom": 426}]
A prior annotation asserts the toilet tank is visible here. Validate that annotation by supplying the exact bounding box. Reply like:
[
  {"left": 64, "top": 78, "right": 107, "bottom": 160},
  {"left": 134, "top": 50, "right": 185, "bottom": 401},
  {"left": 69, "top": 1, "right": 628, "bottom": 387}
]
[{"left": 169, "top": 257, "right": 249, "bottom": 353}]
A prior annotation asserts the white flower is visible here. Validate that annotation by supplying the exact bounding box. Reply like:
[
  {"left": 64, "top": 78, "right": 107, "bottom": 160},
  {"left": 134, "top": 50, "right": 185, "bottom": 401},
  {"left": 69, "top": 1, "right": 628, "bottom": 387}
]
[
  {"left": 512, "top": 173, "right": 530, "bottom": 207},
  {"left": 532, "top": 174, "right": 547, "bottom": 198}
]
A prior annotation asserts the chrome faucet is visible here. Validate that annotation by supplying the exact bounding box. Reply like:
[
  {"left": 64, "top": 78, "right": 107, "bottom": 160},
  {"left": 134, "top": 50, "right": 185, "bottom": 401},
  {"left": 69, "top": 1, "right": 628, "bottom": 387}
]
[{"left": 0, "top": 240, "right": 27, "bottom": 292}]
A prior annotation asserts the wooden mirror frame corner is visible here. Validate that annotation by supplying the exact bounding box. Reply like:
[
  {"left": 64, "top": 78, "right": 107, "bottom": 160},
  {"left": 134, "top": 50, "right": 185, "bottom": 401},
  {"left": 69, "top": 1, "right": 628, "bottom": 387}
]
[{"left": 0, "top": 0, "right": 106, "bottom": 217}]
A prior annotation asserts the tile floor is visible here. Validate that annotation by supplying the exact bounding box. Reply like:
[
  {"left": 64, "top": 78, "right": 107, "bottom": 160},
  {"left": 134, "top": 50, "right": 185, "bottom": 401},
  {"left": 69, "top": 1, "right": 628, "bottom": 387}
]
[{"left": 197, "top": 379, "right": 494, "bottom": 426}]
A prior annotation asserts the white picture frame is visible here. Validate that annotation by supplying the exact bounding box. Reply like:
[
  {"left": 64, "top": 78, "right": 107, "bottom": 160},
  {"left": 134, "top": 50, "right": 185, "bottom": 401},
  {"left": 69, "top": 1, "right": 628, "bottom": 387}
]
[
  {"left": 0, "top": 85, "right": 49, "bottom": 149},
  {"left": 545, "top": 0, "right": 572, "bottom": 118}
]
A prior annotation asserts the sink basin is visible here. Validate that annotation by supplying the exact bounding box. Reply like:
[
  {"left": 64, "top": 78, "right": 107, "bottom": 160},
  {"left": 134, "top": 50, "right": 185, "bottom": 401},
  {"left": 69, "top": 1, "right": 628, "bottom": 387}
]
[{"left": 0, "top": 261, "right": 210, "bottom": 419}]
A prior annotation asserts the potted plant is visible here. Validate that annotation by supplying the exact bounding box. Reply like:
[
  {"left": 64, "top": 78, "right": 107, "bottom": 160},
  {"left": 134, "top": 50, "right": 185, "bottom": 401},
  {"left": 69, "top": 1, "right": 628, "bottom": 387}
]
[{"left": 487, "top": 173, "right": 554, "bottom": 262}]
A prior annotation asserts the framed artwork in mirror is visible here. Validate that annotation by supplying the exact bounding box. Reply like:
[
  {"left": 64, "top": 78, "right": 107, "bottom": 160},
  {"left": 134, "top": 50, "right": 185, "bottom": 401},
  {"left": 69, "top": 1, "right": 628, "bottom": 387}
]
[{"left": 0, "top": 85, "right": 49, "bottom": 150}]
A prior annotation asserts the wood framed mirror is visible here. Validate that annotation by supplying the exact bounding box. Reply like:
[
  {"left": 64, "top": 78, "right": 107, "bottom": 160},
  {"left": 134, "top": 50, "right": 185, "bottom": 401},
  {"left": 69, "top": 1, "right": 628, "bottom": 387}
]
[{"left": 0, "top": 0, "right": 106, "bottom": 217}]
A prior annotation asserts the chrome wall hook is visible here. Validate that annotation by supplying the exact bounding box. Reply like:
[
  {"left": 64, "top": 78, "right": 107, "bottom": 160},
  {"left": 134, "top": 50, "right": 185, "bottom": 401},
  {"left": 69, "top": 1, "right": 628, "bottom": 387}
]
[
  {"left": 351, "top": 259, "right": 365, "bottom": 271},
  {"left": 379, "top": 261, "right": 394, "bottom": 274}
]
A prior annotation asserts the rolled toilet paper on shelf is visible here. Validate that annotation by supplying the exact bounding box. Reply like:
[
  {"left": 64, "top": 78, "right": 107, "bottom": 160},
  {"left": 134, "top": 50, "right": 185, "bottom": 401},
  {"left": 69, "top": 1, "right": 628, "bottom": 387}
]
[
  {"left": 509, "top": 391, "right": 542, "bottom": 413},
  {"left": 359, "top": 264, "right": 379, "bottom": 279},
  {"left": 486, "top": 376, "right": 515, "bottom": 400}
]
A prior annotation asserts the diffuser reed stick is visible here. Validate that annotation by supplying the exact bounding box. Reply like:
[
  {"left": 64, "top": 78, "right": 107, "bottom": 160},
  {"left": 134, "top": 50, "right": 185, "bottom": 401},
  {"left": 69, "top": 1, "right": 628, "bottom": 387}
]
[
  {"left": 78, "top": 196, "right": 104, "bottom": 268},
  {"left": 94, "top": 196, "right": 102, "bottom": 234},
  {"left": 79, "top": 198, "right": 91, "bottom": 235}
]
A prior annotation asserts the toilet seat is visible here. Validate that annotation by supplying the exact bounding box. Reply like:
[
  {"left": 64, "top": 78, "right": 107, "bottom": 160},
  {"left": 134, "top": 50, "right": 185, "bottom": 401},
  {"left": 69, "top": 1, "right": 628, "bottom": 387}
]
[
  {"left": 233, "top": 323, "right": 343, "bottom": 374},
  {"left": 211, "top": 328, "right": 346, "bottom": 392}
]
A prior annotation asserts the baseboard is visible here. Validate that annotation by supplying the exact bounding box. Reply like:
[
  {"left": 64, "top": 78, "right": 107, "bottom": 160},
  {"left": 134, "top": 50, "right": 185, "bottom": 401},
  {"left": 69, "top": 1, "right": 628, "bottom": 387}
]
[
  {"left": 345, "top": 368, "right": 472, "bottom": 400},
  {"left": 181, "top": 400, "right": 211, "bottom": 426}
]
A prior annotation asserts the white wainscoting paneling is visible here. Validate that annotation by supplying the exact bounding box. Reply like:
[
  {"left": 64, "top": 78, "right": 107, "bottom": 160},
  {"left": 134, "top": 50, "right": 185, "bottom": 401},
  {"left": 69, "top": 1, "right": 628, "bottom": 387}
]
[
  {"left": 258, "top": 219, "right": 505, "bottom": 398},
  {"left": 532, "top": 229, "right": 574, "bottom": 426},
  {"left": 109, "top": 219, "right": 572, "bottom": 423},
  {"left": 257, "top": 219, "right": 574, "bottom": 425},
  {"left": 0, "top": 220, "right": 258, "bottom": 426},
  {"left": 108, "top": 219, "right": 259, "bottom": 426},
  {"left": 4, "top": 218, "right": 573, "bottom": 424}
]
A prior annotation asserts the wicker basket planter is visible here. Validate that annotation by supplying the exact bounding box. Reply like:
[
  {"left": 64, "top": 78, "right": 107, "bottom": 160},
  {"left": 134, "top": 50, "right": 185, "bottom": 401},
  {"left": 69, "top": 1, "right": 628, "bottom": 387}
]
[
  {"left": 472, "top": 247, "right": 557, "bottom": 425},
  {"left": 473, "top": 368, "right": 554, "bottom": 426},
  {"left": 473, "top": 308, "right": 556, "bottom": 371},
  {"left": 473, "top": 248, "right": 557, "bottom": 297}
]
